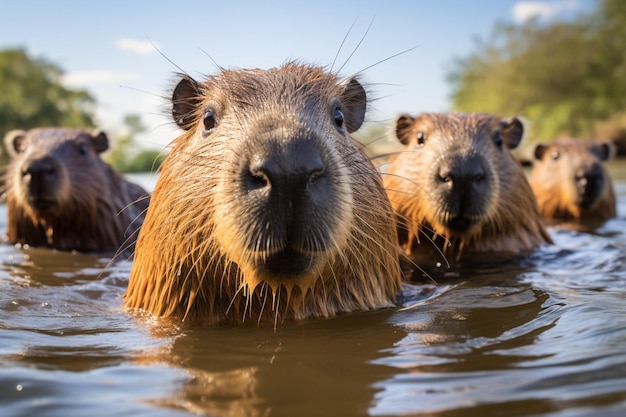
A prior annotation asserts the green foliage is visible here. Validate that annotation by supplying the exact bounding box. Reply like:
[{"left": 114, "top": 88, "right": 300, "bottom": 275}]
[
  {"left": 0, "top": 48, "right": 165, "bottom": 172},
  {"left": 0, "top": 48, "right": 95, "bottom": 136},
  {"left": 447, "top": 0, "right": 626, "bottom": 144},
  {"left": 106, "top": 114, "right": 144, "bottom": 172},
  {"left": 123, "top": 149, "right": 167, "bottom": 173},
  {"left": 105, "top": 114, "right": 167, "bottom": 173}
]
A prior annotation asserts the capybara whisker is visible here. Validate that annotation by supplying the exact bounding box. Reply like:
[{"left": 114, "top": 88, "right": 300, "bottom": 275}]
[
  {"left": 384, "top": 112, "right": 552, "bottom": 271},
  {"left": 530, "top": 138, "right": 616, "bottom": 223},
  {"left": 3, "top": 128, "right": 149, "bottom": 254},
  {"left": 124, "top": 62, "right": 402, "bottom": 326}
]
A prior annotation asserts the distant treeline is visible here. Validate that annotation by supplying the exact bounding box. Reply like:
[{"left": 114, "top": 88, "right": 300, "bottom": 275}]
[
  {"left": 447, "top": 0, "right": 626, "bottom": 155},
  {"left": 4, "top": 0, "right": 625, "bottom": 166},
  {"left": 0, "top": 48, "right": 165, "bottom": 172}
]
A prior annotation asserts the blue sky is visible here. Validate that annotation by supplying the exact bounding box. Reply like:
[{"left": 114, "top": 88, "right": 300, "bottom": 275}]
[{"left": 2, "top": 0, "right": 593, "bottom": 149}]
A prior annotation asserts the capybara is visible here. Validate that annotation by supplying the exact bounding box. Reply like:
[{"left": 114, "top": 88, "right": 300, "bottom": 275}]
[
  {"left": 530, "top": 138, "right": 617, "bottom": 221},
  {"left": 3, "top": 128, "right": 149, "bottom": 253},
  {"left": 384, "top": 112, "right": 552, "bottom": 262},
  {"left": 124, "top": 62, "right": 402, "bottom": 326}
]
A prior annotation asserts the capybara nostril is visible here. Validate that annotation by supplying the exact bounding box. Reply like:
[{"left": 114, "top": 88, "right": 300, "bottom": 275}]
[
  {"left": 245, "top": 165, "right": 270, "bottom": 191},
  {"left": 437, "top": 161, "right": 454, "bottom": 185}
]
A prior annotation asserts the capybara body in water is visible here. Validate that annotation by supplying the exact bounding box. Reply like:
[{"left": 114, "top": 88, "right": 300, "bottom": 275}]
[
  {"left": 3, "top": 128, "right": 149, "bottom": 253},
  {"left": 384, "top": 112, "right": 551, "bottom": 263},
  {"left": 124, "top": 62, "right": 402, "bottom": 326},
  {"left": 530, "top": 138, "right": 616, "bottom": 222}
]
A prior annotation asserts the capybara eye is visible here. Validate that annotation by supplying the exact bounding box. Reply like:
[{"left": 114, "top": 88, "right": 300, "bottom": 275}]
[
  {"left": 551, "top": 151, "right": 560, "bottom": 160},
  {"left": 493, "top": 132, "right": 504, "bottom": 148},
  {"left": 417, "top": 132, "right": 425, "bottom": 146},
  {"left": 203, "top": 110, "right": 217, "bottom": 132},
  {"left": 333, "top": 107, "right": 344, "bottom": 128}
]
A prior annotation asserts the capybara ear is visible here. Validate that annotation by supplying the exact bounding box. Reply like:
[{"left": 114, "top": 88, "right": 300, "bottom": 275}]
[
  {"left": 339, "top": 77, "right": 367, "bottom": 133},
  {"left": 534, "top": 143, "right": 549, "bottom": 161},
  {"left": 593, "top": 141, "right": 615, "bottom": 161},
  {"left": 91, "top": 130, "right": 109, "bottom": 153},
  {"left": 4, "top": 129, "right": 28, "bottom": 157},
  {"left": 500, "top": 117, "right": 525, "bottom": 149},
  {"left": 395, "top": 114, "right": 415, "bottom": 145},
  {"left": 172, "top": 74, "right": 201, "bottom": 131}
]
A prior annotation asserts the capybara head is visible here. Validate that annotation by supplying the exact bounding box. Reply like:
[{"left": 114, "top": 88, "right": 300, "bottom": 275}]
[
  {"left": 2, "top": 127, "right": 149, "bottom": 252},
  {"left": 384, "top": 112, "right": 551, "bottom": 259},
  {"left": 124, "top": 62, "right": 402, "bottom": 326},
  {"left": 530, "top": 138, "right": 616, "bottom": 221}
]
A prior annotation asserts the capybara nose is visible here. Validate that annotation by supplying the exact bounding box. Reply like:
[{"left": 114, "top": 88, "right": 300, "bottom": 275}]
[
  {"left": 22, "top": 156, "right": 57, "bottom": 194},
  {"left": 577, "top": 163, "right": 604, "bottom": 207},
  {"left": 576, "top": 164, "right": 603, "bottom": 188},
  {"left": 438, "top": 154, "right": 486, "bottom": 191},
  {"left": 244, "top": 139, "right": 327, "bottom": 199},
  {"left": 23, "top": 156, "right": 56, "bottom": 178}
]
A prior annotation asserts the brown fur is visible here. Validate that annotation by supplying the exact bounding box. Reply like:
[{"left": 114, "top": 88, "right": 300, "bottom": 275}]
[
  {"left": 2, "top": 127, "right": 149, "bottom": 253},
  {"left": 124, "top": 62, "right": 402, "bottom": 326},
  {"left": 384, "top": 112, "right": 552, "bottom": 261},
  {"left": 530, "top": 138, "right": 617, "bottom": 221}
]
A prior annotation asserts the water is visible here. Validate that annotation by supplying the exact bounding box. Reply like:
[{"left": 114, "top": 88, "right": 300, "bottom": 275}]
[{"left": 1, "top": 166, "right": 626, "bottom": 417}]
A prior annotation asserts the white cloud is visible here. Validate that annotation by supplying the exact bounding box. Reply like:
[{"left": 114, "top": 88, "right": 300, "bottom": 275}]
[
  {"left": 513, "top": 0, "right": 579, "bottom": 23},
  {"left": 116, "top": 38, "right": 158, "bottom": 55},
  {"left": 62, "top": 70, "right": 137, "bottom": 87}
]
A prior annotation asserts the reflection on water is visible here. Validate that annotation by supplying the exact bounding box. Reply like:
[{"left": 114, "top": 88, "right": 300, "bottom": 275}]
[{"left": 1, "top": 170, "right": 626, "bottom": 416}]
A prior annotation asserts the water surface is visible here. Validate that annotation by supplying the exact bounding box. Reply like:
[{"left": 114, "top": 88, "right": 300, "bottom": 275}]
[{"left": 1, "top": 167, "right": 625, "bottom": 417}]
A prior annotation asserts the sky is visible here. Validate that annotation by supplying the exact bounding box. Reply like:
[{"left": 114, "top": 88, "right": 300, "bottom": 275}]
[{"left": 2, "top": 0, "right": 594, "bottom": 150}]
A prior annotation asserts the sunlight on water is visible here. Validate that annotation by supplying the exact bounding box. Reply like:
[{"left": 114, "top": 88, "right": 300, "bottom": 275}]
[{"left": 1, "top": 170, "right": 625, "bottom": 417}]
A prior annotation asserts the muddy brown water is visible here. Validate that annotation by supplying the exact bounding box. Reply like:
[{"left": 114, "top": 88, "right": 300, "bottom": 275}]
[{"left": 1, "top": 164, "right": 625, "bottom": 417}]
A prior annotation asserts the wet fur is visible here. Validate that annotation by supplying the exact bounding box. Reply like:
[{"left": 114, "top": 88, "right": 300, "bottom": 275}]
[
  {"left": 530, "top": 138, "right": 616, "bottom": 221},
  {"left": 384, "top": 112, "right": 552, "bottom": 260},
  {"left": 124, "top": 62, "right": 402, "bottom": 326},
  {"left": 3, "top": 128, "right": 149, "bottom": 253}
]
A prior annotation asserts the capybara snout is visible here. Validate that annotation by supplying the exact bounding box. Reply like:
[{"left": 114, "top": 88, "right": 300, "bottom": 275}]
[
  {"left": 576, "top": 162, "right": 605, "bottom": 208},
  {"left": 434, "top": 152, "right": 492, "bottom": 233},
  {"left": 233, "top": 127, "right": 348, "bottom": 278},
  {"left": 241, "top": 134, "right": 338, "bottom": 250},
  {"left": 21, "top": 154, "right": 60, "bottom": 211}
]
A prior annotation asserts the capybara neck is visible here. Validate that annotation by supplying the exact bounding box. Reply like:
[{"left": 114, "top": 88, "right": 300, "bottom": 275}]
[
  {"left": 3, "top": 127, "right": 149, "bottom": 253},
  {"left": 530, "top": 138, "right": 616, "bottom": 222},
  {"left": 124, "top": 62, "right": 402, "bottom": 326},
  {"left": 384, "top": 112, "right": 551, "bottom": 264}
]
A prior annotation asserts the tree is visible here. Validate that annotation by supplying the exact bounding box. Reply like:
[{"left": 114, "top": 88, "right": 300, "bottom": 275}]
[
  {"left": 0, "top": 48, "right": 96, "bottom": 147},
  {"left": 125, "top": 149, "right": 167, "bottom": 173},
  {"left": 447, "top": 0, "right": 626, "bottom": 146},
  {"left": 106, "top": 114, "right": 167, "bottom": 173}
]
